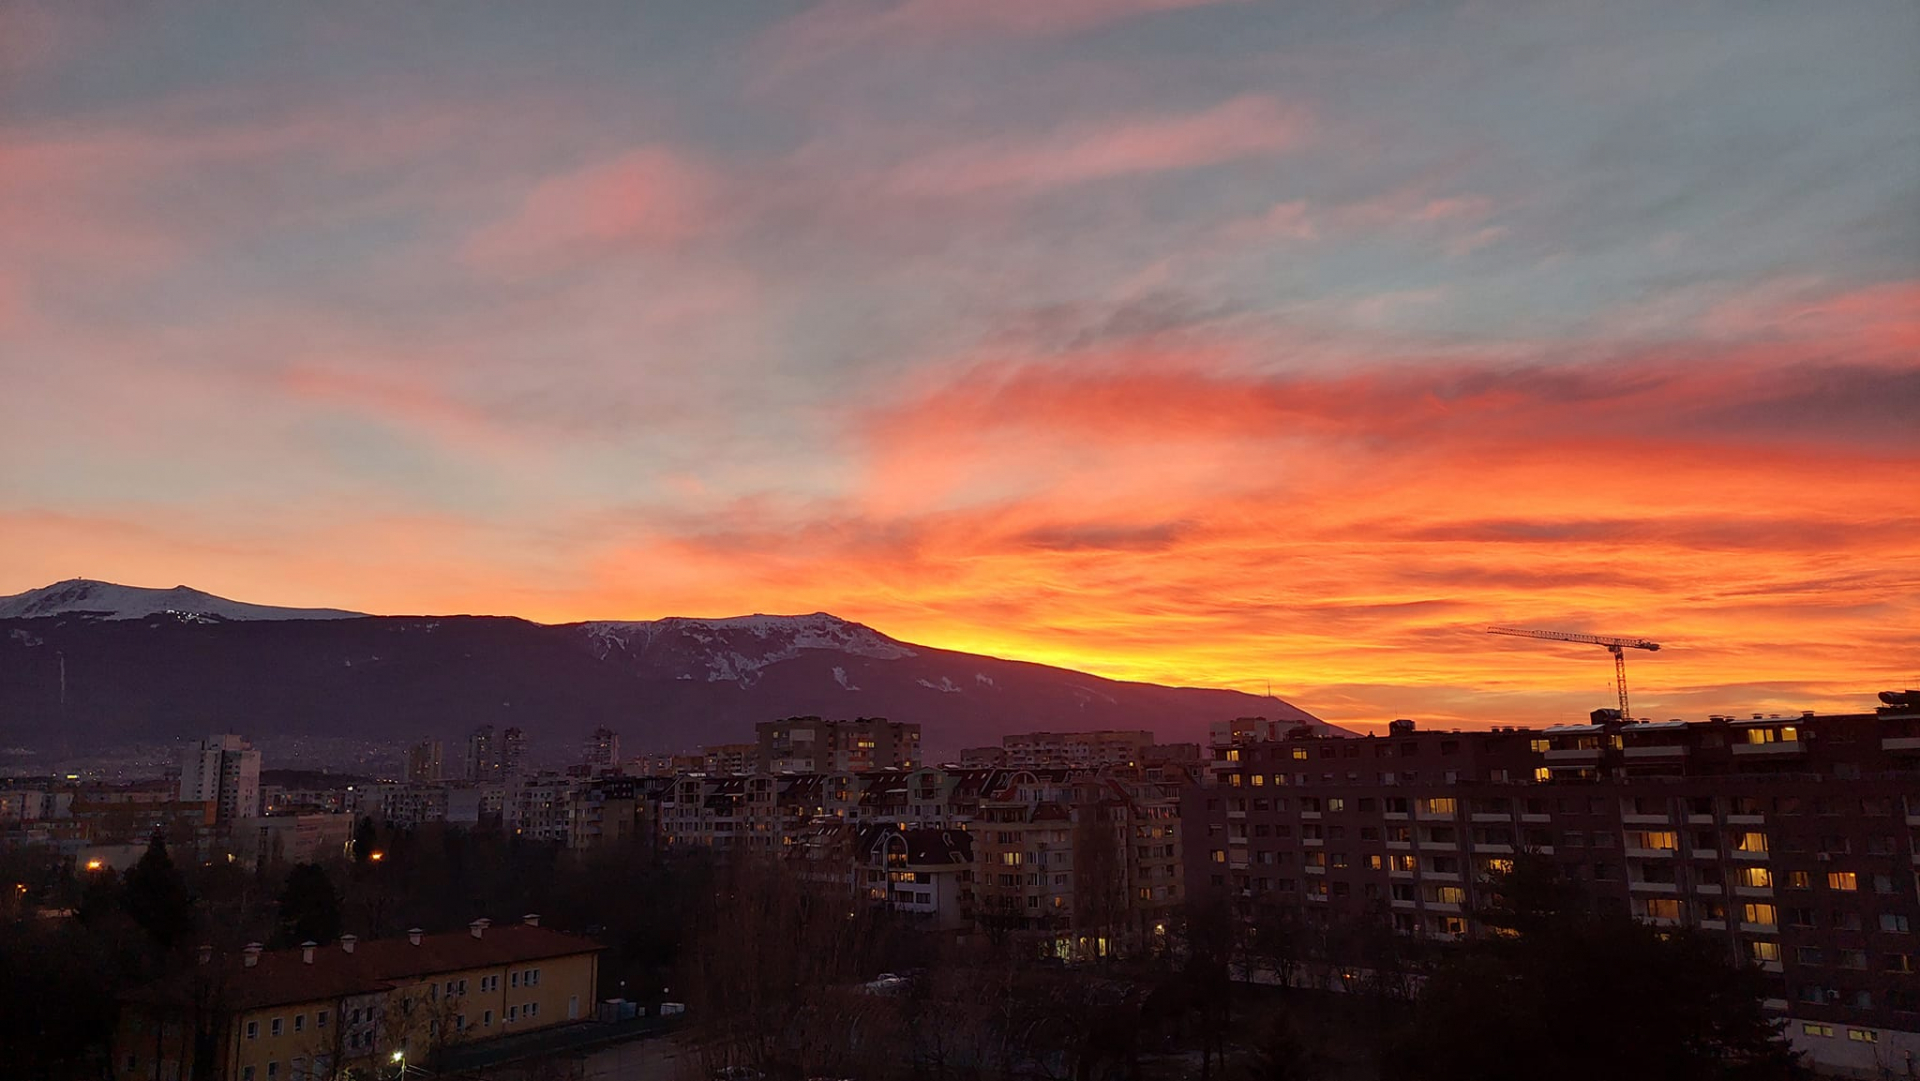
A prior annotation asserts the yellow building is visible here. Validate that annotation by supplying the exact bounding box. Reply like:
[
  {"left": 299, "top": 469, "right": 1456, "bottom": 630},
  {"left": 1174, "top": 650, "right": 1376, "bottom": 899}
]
[{"left": 115, "top": 918, "right": 600, "bottom": 1081}]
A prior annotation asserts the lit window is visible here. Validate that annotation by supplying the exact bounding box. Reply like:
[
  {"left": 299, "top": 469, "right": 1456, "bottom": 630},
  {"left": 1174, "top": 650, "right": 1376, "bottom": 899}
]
[
  {"left": 1646, "top": 898, "right": 1683, "bottom": 920},
  {"left": 1250, "top": 774, "right": 1264, "bottom": 787},
  {"left": 1785, "top": 870, "right": 1810, "bottom": 888},
  {"left": 1434, "top": 886, "right": 1466, "bottom": 905},
  {"left": 1801, "top": 1023, "right": 1833, "bottom": 1038},
  {"left": 1742, "top": 903, "right": 1777, "bottom": 927},
  {"left": 1529, "top": 739, "right": 1549, "bottom": 753},
  {"left": 1533, "top": 767, "right": 1550, "bottom": 782},
  {"left": 1733, "top": 832, "right": 1768, "bottom": 853},
  {"left": 1847, "top": 1029, "right": 1878, "bottom": 1043},
  {"left": 1738, "top": 866, "right": 1772, "bottom": 888},
  {"left": 1749, "top": 940, "right": 1780, "bottom": 962},
  {"left": 1424, "top": 798, "right": 1457, "bottom": 815},
  {"left": 1827, "top": 871, "right": 1857, "bottom": 891}
]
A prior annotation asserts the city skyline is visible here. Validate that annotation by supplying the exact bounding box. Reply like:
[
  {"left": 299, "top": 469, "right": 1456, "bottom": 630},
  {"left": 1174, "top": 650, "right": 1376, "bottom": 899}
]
[{"left": 3, "top": 2, "right": 1916, "bottom": 729}]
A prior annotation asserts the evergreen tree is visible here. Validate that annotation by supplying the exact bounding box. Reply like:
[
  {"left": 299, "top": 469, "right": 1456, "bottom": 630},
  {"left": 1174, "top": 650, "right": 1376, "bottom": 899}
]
[
  {"left": 273, "top": 863, "right": 343, "bottom": 947},
  {"left": 121, "top": 832, "right": 193, "bottom": 951},
  {"left": 1387, "top": 857, "right": 1806, "bottom": 1081}
]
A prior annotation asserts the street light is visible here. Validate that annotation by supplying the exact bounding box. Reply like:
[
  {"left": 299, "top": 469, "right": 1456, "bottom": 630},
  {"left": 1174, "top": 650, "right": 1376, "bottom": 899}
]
[{"left": 85, "top": 859, "right": 105, "bottom": 872}]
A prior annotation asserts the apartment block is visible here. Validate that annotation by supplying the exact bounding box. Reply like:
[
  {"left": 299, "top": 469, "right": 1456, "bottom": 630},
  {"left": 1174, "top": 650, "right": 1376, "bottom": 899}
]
[
  {"left": 1185, "top": 695, "right": 1920, "bottom": 1078},
  {"left": 405, "top": 741, "right": 445, "bottom": 783},
  {"left": 178, "top": 735, "right": 261, "bottom": 824},
  {"left": 114, "top": 919, "right": 599, "bottom": 1081},
  {"left": 756, "top": 716, "right": 920, "bottom": 773},
  {"left": 959, "top": 730, "right": 1205, "bottom": 771}
]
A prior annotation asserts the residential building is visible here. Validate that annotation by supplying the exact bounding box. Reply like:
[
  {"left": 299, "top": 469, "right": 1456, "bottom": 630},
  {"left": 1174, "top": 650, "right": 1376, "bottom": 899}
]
[
  {"left": 405, "top": 741, "right": 445, "bottom": 783},
  {"left": 500, "top": 727, "right": 526, "bottom": 776},
  {"left": 466, "top": 726, "right": 499, "bottom": 781},
  {"left": 702, "top": 743, "right": 757, "bottom": 774},
  {"left": 583, "top": 728, "right": 620, "bottom": 775},
  {"left": 114, "top": 918, "right": 600, "bottom": 1081},
  {"left": 855, "top": 825, "right": 976, "bottom": 933},
  {"left": 234, "top": 814, "right": 356, "bottom": 870},
  {"left": 757, "top": 717, "right": 921, "bottom": 773},
  {"left": 1185, "top": 694, "right": 1920, "bottom": 1078},
  {"left": 566, "top": 777, "right": 657, "bottom": 852},
  {"left": 177, "top": 735, "right": 261, "bottom": 824}
]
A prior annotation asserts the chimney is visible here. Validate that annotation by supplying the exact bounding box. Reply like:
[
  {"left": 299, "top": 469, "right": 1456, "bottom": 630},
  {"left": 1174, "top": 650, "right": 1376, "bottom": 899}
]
[
  {"left": 522, "top": 913, "right": 540, "bottom": 927},
  {"left": 301, "top": 941, "right": 317, "bottom": 964},
  {"left": 197, "top": 944, "right": 213, "bottom": 966},
  {"left": 339, "top": 934, "right": 357, "bottom": 954},
  {"left": 243, "top": 943, "right": 263, "bottom": 968},
  {"left": 408, "top": 927, "right": 424, "bottom": 946},
  {"left": 469, "top": 918, "right": 489, "bottom": 939}
]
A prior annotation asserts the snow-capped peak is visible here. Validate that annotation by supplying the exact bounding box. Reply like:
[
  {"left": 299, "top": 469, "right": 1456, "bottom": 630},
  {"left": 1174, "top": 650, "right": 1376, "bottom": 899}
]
[
  {"left": 0, "top": 579, "right": 363, "bottom": 622},
  {"left": 581, "top": 612, "right": 916, "bottom": 683}
]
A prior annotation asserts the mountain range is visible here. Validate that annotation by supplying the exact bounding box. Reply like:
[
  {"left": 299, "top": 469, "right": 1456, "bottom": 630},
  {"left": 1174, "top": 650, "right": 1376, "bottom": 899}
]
[{"left": 0, "top": 579, "right": 1328, "bottom": 759}]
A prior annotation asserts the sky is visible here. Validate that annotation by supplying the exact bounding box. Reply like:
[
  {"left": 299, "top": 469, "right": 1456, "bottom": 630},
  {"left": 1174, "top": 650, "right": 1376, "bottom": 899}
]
[{"left": 2, "top": 0, "right": 1917, "bottom": 731}]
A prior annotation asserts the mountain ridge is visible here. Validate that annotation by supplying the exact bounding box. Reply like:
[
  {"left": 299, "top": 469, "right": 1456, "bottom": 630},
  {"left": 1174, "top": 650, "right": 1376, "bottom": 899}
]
[{"left": 0, "top": 580, "right": 1331, "bottom": 757}]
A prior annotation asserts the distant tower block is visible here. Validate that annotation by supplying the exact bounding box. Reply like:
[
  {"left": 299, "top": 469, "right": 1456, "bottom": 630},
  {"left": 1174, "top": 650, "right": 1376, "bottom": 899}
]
[{"left": 583, "top": 727, "right": 620, "bottom": 775}]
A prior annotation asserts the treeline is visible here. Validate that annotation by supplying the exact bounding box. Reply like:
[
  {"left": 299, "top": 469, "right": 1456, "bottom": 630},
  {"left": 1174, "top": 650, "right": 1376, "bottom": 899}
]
[{"left": 0, "top": 828, "right": 1807, "bottom": 1081}]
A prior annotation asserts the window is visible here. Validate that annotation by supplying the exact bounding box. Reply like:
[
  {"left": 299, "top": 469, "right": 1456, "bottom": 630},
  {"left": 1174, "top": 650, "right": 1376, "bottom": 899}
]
[
  {"left": 1366, "top": 855, "right": 1384, "bottom": 870},
  {"left": 1801, "top": 1023, "right": 1833, "bottom": 1038},
  {"left": 1785, "top": 870, "right": 1810, "bottom": 889},
  {"left": 246, "top": 1021, "right": 258, "bottom": 1040},
  {"left": 1733, "top": 832, "right": 1768, "bottom": 854},
  {"left": 1737, "top": 866, "right": 1772, "bottom": 888},
  {"left": 294, "top": 1014, "right": 305, "bottom": 1034},
  {"left": 1424, "top": 798, "right": 1457, "bottom": 815},
  {"left": 244, "top": 1070, "right": 255, "bottom": 1081},
  {"left": 267, "top": 1064, "right": 278, "bottom": 1080},
  {"left": 527, "top": 1001, "right": 539, "bottom": 1017},
  {"left": 483, "top": 1010, "right": 493, "bottom": 1027},
  {"left": 1827, "top": 871, "right": 1857, "bottom": 891},
  {"left": 1327, "top": 798, "right": 1346, "bottom": 812},
  {"left": 1838, "top": 949, "right": 1867, "bottom": 970},
  {"left": 1847, "top": 1029, "right": 1878, "bottom": 1044},
  {"left": 1434, "top": 886, "right": 1467, "bottom": 905},
  {"left": 1749, "top": 940, "right": 1780, "bottom": 962},
  {"left": 507, "top": 1005, "right": 518, "bottom": 1022},
  {"left": 1742, "top": 903, "right": 1777, "bottom": 927},
  {"left": 1796, "top": 946, "right": 1826, "bottom": 965},
  {"left": 316, "top": 1010, "right": 327, "bottom": 1029},
  {"left": 1646, "top": 898, "right": 1683, "bottom": 920},
  {"left": 511, "top": 971, "right": 520, "bottom": 988},
  {"left": 1882, "top": 913, "right": 1912, "bottom": 933},
  {"left": 1629, "top": 831, "right": 1678, "bottom": 851},
  {"left": 1529, "top": 739, "right": 1549, "bottom": 753}
]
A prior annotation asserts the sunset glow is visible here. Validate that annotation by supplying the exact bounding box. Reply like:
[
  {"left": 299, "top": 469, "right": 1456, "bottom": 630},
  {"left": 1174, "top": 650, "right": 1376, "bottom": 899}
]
[{"left": 3, "top": 2, "right": 1915, "bottom": 730}]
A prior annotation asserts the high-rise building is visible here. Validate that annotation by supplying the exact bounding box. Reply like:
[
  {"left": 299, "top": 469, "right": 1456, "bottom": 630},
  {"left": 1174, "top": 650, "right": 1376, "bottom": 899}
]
[
  {"left": 757, "top": 717, "right": 921, "bottom": 773},
  {"left": 176, "top": 734, "right": 261, "bottom": 824},
  {"left": 501, "top": 726, "right": 527, "bottom": 775},
  {"left": 405, "top": 739, "right": 444, "bottom": 782},
  {"left": 466, "top": 725, "right": 499, "bottom": 780},
  {"left": 583, "top": 727, "right": 620, "bottom": 774}
]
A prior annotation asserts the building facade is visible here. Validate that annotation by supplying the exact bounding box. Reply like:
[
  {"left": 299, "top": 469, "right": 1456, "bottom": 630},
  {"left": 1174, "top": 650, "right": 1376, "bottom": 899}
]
[
  {"left": 756, "top": 717, "right": 921, "bottom": 773},
  {"left": 115, "top": 920, "right": 600, "bottom": 1081},
  {"left": 177, "top": 735, "right": 261, "bottom": 825},
  {"left": 1185, "top": 697, "right": 1920, "bottom": 1078}
]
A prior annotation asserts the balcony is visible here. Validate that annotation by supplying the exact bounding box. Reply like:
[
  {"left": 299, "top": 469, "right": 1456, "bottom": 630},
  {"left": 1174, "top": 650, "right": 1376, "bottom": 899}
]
[
  {"left": 1520, "top": 813, "right": 1551, "bottom": 824},
  {"left": 1470, "top": 813, "right": 1511, "bottom": 824},
  {"left": 1739, "top": 921, "right": 1777, "bottom": 934},
  {"left": 1423, "top": 901, "right": 1463, "bottom": 914},
  {"left": 1730, "top": 848, "right": 1769, "bottom": 861},
  {"left": 1474, "top": 843, "right": 1515, "bottom": 855},
  {"left": 1423, "top": 870, "right": 1463, "bottom": 882},
  {"left": 1880, "top": 736, "right": 1920, "bottom": 752},
  {"left": 1700, "top": 919, "right": 1727, "bottom": 931},
  {"left": 1622, "top": 813, "right": 1672, "bottom": 826},
  {"left": 1302, "top": 837, "right": 1324, "bottom": 847},
  {"left": 1301, "top": 810, "right": 1322, "bottom": 820},
  {"left": 1759, "top": 961, "right": 1784, "bottom": 974},
  {"left": 1731, "top": 742, "right": 1804, "bottom": 757},
  {"left": 1622, "top": 745, "right": 1688, "bottom": 760},
  {"left": 1734, "top": 885, "right": 1773, "bottom": 898},
  {"left": 1625, "top": 847, "right": 1678, "bottom": 860},
  {"left": 1227, "top": 809, "right": 1246, "bottom": 819},
  {"left": 1726, "top": 813, "right": 1765, "bottom": 826},
  {"left": 1389, "top": 898, "right": 1417, "bottom": 910},
  {"left": 1685, "top": 814, "right": 1715, "bottom": 826},
  {"left": 1695, "top": 883, "right": 1722, "bottom": 895},
  {"left": 1628, "top": 880, "right": 1679, "bottom": 894},
  {"left": 1305, "top": 865, "right": 1326, "bottom": 875}
]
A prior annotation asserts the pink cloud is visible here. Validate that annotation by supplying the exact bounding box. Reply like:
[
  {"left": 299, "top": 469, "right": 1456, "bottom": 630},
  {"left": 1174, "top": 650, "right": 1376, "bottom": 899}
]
[
  {"left": 463, "top": 146, "right": 715, "bottom": 272},
  {"left": 886, "top": 95, "right": 1309, "bottom": 198},
  {"left": 764, "top": 0, "right": 1247, "bottom": 73}
]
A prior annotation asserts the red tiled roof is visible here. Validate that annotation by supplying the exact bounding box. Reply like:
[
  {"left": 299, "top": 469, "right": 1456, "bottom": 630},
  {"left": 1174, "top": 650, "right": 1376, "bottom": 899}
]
[{"left": 125, "top": 925, "right": 600, "bottom": 1013}]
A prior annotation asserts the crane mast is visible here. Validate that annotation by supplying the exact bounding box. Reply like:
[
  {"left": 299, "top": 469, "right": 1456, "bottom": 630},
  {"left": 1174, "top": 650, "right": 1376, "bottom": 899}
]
[{"left": 1487, "top": 626, "right": 1662, "bottom": 719}]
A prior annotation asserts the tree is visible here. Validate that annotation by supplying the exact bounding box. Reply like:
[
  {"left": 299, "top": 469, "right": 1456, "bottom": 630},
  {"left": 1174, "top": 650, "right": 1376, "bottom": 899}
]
[
  {"left": 351, "top": 817, "right": 378, "bottom": 866},
  {"left": 122, "top": 832, "right": 194, "bottom": 952},
  {"left": 274, "top": 863, "right": 342, "bottom": 947},
  {"left": 1387, "top": 859, "right": 1806, "bottom": 1081}
]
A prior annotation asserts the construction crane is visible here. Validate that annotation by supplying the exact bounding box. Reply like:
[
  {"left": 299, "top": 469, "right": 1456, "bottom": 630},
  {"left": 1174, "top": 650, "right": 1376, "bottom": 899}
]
[{"left": 1487, "top": 627, "right": 1661, "bottom": 720}]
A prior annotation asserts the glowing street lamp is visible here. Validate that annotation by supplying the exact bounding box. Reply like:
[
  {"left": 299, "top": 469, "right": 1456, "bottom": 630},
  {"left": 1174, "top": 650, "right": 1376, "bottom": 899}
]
[
  {"left": 369, "top": 851, "right": 385, "bottom": 862},
  {"left": 85, "top": 859, "right": 105, "bottom": 872}
]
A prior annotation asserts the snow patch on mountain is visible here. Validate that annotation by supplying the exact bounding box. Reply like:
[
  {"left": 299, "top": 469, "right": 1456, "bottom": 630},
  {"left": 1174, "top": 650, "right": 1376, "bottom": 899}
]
[
  {"left": 581, "top": 612, "right": 915, "bottom": 684},
  {"left": 832, "top": 665, "right": 860, "bottom": 691},
  {"left": 0, "top": 579, "right": 363, "bottom": 622},
  {"left": 917, "top": 676, "right": 964, "bottom": 694}
]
